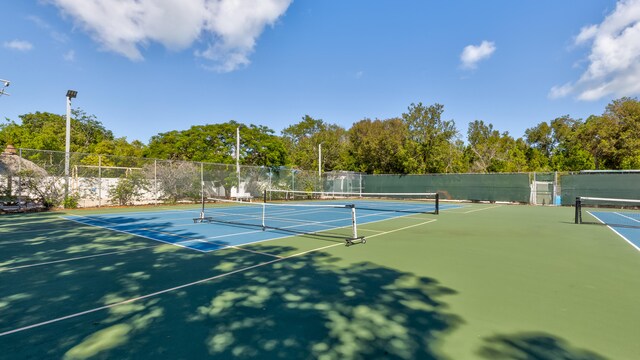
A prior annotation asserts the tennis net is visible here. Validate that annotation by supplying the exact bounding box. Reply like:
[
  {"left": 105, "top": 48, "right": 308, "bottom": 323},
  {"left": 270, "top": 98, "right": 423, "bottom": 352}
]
[
  {"left": 575, "top": 196, "right": 640, "bottom": 228},
  {"left": 194, "top": 198, "right": 365, "bottom": 246},
  {"left": 265, "top": 189, "right": 440, "bottom": 215}
]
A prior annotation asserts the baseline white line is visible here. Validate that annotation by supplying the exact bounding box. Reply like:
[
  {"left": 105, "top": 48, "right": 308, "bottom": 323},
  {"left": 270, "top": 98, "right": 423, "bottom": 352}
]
[
  {"left": 1, "top": 229, "right": 284, "bottom": 272},
  {"left": 64, "top": 216, "right": 204, "bottom": 253},
  {"left": 66, "top": 215, "right": 282, "bottom": 259},
  {"left": 0, "top": 218, "right": 437, "bottom": 337},
  {"left": 3, "top": 202, "right": 439, "bottom": 269},
  {"left": 7, "top": 203, "right": 436, "bottom": 269}
]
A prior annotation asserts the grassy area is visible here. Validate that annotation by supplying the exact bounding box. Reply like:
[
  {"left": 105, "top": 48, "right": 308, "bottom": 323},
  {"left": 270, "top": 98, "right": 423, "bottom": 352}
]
[{"left": 0, "top": 203, "right": 638, "bottom": 359}]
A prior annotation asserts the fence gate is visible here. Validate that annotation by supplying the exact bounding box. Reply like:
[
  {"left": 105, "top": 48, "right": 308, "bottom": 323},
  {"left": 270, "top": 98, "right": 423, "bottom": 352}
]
[{"left": 531, "top": 172, "right": 556, "bottom": 205}]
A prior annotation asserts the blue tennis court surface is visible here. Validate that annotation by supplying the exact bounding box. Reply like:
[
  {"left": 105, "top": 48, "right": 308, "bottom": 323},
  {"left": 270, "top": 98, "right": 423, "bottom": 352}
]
[
  {"left": 64, "top": 202, "right": 461, "bottom": 252},
  {"left": 589, "top": 211, "right": 640, "bottom": 251}
]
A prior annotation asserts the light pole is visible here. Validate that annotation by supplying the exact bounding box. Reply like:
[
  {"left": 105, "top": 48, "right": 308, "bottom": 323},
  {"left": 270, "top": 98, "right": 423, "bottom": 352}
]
[
  {"left": 65, "top": 90, "right": 77, "bottom": 203},
  {"left": 236, "top": 126, "right": 241, "bottom": 195}
]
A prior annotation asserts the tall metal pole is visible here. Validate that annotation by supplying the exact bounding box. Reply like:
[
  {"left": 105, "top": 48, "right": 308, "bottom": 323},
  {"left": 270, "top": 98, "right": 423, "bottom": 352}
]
[
  {"left": 236, "top": 127, "right": 240, "bottom": 175},
  {"left": 318, "top": 143, "right": 322, "bottom": 177},
  {"left": 236, "top": 127, "right": 240, "bottom": 195},
  {"left": 318, "top": 143, "right": 322, "bottom": 194},
  {"left": 65, "top": 96, "right": 71, "bottom": 200},
  {"left": 64, "top": 90, "right": 77, "bottom": 205}
]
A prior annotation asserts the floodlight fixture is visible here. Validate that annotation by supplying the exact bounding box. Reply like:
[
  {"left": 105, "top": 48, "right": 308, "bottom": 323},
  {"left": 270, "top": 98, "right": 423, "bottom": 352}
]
[
  {"left": 66, "top": 90, "right": 77, "bottom": 99},
  {"left": 0, "top": 79, "right": 10, "bottom": 97}
]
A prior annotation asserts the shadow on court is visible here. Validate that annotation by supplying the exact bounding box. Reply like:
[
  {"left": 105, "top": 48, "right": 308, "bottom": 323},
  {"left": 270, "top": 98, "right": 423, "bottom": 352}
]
[
  {"left": 478, "top": 332, "right": 607, "bottom": 360},
  {"left": 3, "top": 240, "right": 462, "bottom": 359}
]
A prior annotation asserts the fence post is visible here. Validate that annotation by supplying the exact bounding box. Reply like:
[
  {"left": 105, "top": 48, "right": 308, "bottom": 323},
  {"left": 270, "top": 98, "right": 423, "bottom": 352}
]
[
  {"left": 154, "top": 159, "right": 158, "bottom": 206},
  {"left": 17, "top": 148, "right": 22, "bottom": 210},
  {"left": 98, "top": 155, "right": 102, "bottom": 207}
]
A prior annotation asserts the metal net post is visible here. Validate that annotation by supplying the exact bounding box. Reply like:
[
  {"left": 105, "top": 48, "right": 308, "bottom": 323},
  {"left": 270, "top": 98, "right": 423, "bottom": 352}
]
[{"left": 575, "top": 197, "right": 582, "bottom": 224}]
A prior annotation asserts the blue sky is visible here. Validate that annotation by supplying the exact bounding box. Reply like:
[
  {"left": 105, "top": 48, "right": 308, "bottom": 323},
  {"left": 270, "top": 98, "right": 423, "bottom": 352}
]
[{"left": 1, "top": 0, "right": 638, "bottom": 144}]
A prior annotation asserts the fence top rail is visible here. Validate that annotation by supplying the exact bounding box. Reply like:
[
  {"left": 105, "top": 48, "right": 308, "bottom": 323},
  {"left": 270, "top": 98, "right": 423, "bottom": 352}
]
[{"left": 74, "top": 165, "right": 143, "bottom": 170}]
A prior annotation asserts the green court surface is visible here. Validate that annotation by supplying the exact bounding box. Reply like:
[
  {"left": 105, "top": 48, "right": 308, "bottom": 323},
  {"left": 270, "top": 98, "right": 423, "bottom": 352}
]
[{"left": 1, "top": 203, "right": 639, "bottom": 359}]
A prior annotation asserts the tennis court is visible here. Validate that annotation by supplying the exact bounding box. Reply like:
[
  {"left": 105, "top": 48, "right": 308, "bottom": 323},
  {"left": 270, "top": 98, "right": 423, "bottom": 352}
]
[{"left": 1, "top": 200, "right": 639, "bottom": 359}]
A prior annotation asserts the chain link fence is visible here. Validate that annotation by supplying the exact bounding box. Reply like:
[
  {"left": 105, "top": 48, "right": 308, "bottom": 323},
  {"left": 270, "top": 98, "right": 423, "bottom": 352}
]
[
  {"left": 1, "top": 148, "right": 327, "bottom": 209},
  {"left": 8, "top": 148, "right": 639, "bottom": 210}
]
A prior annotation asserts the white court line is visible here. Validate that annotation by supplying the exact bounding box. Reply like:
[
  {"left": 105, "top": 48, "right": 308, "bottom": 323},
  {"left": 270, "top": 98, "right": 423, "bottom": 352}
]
[
  {"left": 64, "top": 216, "right": 205, "bottom": 253},
  {"left": 444, "top": 205, "right": 502, "bottom": 214},
  {"left": 0, "top": 245, "right": 158, "bottom": 271},
  {"left": 1, "top": 229, "right": 285, "bottom": 272},
  {"left": 3, "top": 204, "right": 436, "bottom": 270},
  {"left": 67, "top": 215, "right": 283, "bottom": 259},
  {"left": 614, "top": 212, "right": 640, "bottom": 224},
  {"left": 6, "top": 208, "right": 358, "bottom": 269},
  {"left": 587, "top": 211, "right": 640, "bottom": 252},
  {"left": 0, "top": 218, "right": 436, "bottom": 337}
]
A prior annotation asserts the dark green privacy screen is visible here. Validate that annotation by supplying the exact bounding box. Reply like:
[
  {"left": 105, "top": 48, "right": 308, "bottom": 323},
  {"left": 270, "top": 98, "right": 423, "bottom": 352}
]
[
  {"left": 363, "top": 173, "right": 531, "bottom": 203},
  {"left": 561, "top": 172, "right": 640, "bottom": 205}
]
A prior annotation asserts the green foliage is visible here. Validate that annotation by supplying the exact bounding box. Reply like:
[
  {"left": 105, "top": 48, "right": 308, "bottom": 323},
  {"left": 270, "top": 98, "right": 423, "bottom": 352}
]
[
  {"left": 347, "top": 118, "right": 410, "bottom": 174},
  {"left": 3, "top": 97, "right": 640, "bottom": 177},
  {"left": 63, "top": 195, "right": 79, "bottom": 209},
  {"left": 281, "top": 115, "right": 348, "bottom": 171},
  {"left": 0, "top": 109, "right": 115, "bottom": 153},
  {"left": 108, "top": 171, "right": 149, "bottom": 206},
  {"left": 402, "top": 103, "right": 461, "bottom": 173},
  {"left": 146, "top": 121, "right": 287, "bottom": 167},
  {"left": 146, "top": 161, "right": 199, "bottom": 203},
  {"left": 16, "top": 169, "right": 64, "bottom": 209}
]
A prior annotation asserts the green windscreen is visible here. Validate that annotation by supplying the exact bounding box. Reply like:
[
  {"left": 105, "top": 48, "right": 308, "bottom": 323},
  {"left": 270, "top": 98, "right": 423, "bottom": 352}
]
[
  {"left": 561, "top": 172, "right": 640, "bottom": 205},
  {"left": 363, "top": 173, "right": 530, "bottom": 203}
]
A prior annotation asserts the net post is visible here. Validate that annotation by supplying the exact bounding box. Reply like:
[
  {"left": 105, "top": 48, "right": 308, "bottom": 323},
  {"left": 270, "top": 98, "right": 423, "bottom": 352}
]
[
  {"left": 351, "top": 204, "right": 358, "bottom": 239},
  {"left": 435, "top": 193, "right": 439, "bottom": 215},
  {"left": 575, "top": 197, "right": 581, "bottom": 224},
  {"left": 263, "top": 189, "right": 267, "bottom": 203},
  {"left": 200, "top": 162, "right": 205, "bottom": 219},
  {"left": 261, "top": 202, "right": 266, "bottom": 230}
]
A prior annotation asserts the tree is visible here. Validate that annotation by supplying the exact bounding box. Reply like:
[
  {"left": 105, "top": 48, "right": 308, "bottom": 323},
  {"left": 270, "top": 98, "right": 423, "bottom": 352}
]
[
  {"left": 146, "top": 121, "right": 287, "bottom": 166},
  {"left": 347, "top": 118, "right": 410, "bottom": 174},
  {"left": 0, "top": 109, "right": 114, "bottom": 153},
  {"left": 575, "top": 115, "right": 618, "bottom": 170},
  {"left": 402, "top": 103, "right": 461, "bottom": 173},
  {"left": 603, "top": 97, "right": 640, "bottom": 168},
  {"left": 466, "top": 120, "right": 528, "bottom": 173},
  {"left": 108, "top": 170, "right": 149, "bottom": 206},
  {"left": 466, "top": 120, "right": 502, "bottom": 173},
  {"left": 147, "top": 161, "right": 200, "bottom": 203},
  {"left": 281, "top": 115, "right": 348, "bottom": 171}
]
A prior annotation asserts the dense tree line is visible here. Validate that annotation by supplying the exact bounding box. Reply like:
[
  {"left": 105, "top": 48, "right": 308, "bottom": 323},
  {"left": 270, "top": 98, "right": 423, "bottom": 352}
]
[{"left": 1, "top": 97, "right": 639, "bottom": 174}]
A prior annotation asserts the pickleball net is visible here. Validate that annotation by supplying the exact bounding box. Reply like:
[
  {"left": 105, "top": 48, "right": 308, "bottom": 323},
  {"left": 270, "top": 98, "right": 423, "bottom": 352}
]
[
  {"left": 575, "top": 196, "right": 640, "bottom": 228},
  {"left": 265, "top": 189, "right": 440, "bottom": 215},
  {"left": 194, "top": 197, "right": 365, "bottom": 246}
]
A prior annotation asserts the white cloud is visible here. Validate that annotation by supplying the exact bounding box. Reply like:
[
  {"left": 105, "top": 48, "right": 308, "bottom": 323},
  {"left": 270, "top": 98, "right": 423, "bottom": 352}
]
[
  {"left": 460, "top": 41, "right": 496, "bottom": 69},
  {"left": 47, "top": 0, "right": 292, "bottom": 72},
  {"left": 550, "top": 0, "right": 640, "bottom": 100},
  {"left": 4, "top": 40, "right": 34, "bottom": 51},
  {"left": 63, "top": 50, "right": 75, "bottom": 61},
  {"left": 28, "top": 15, "right": 69, "bottom": 43}
]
